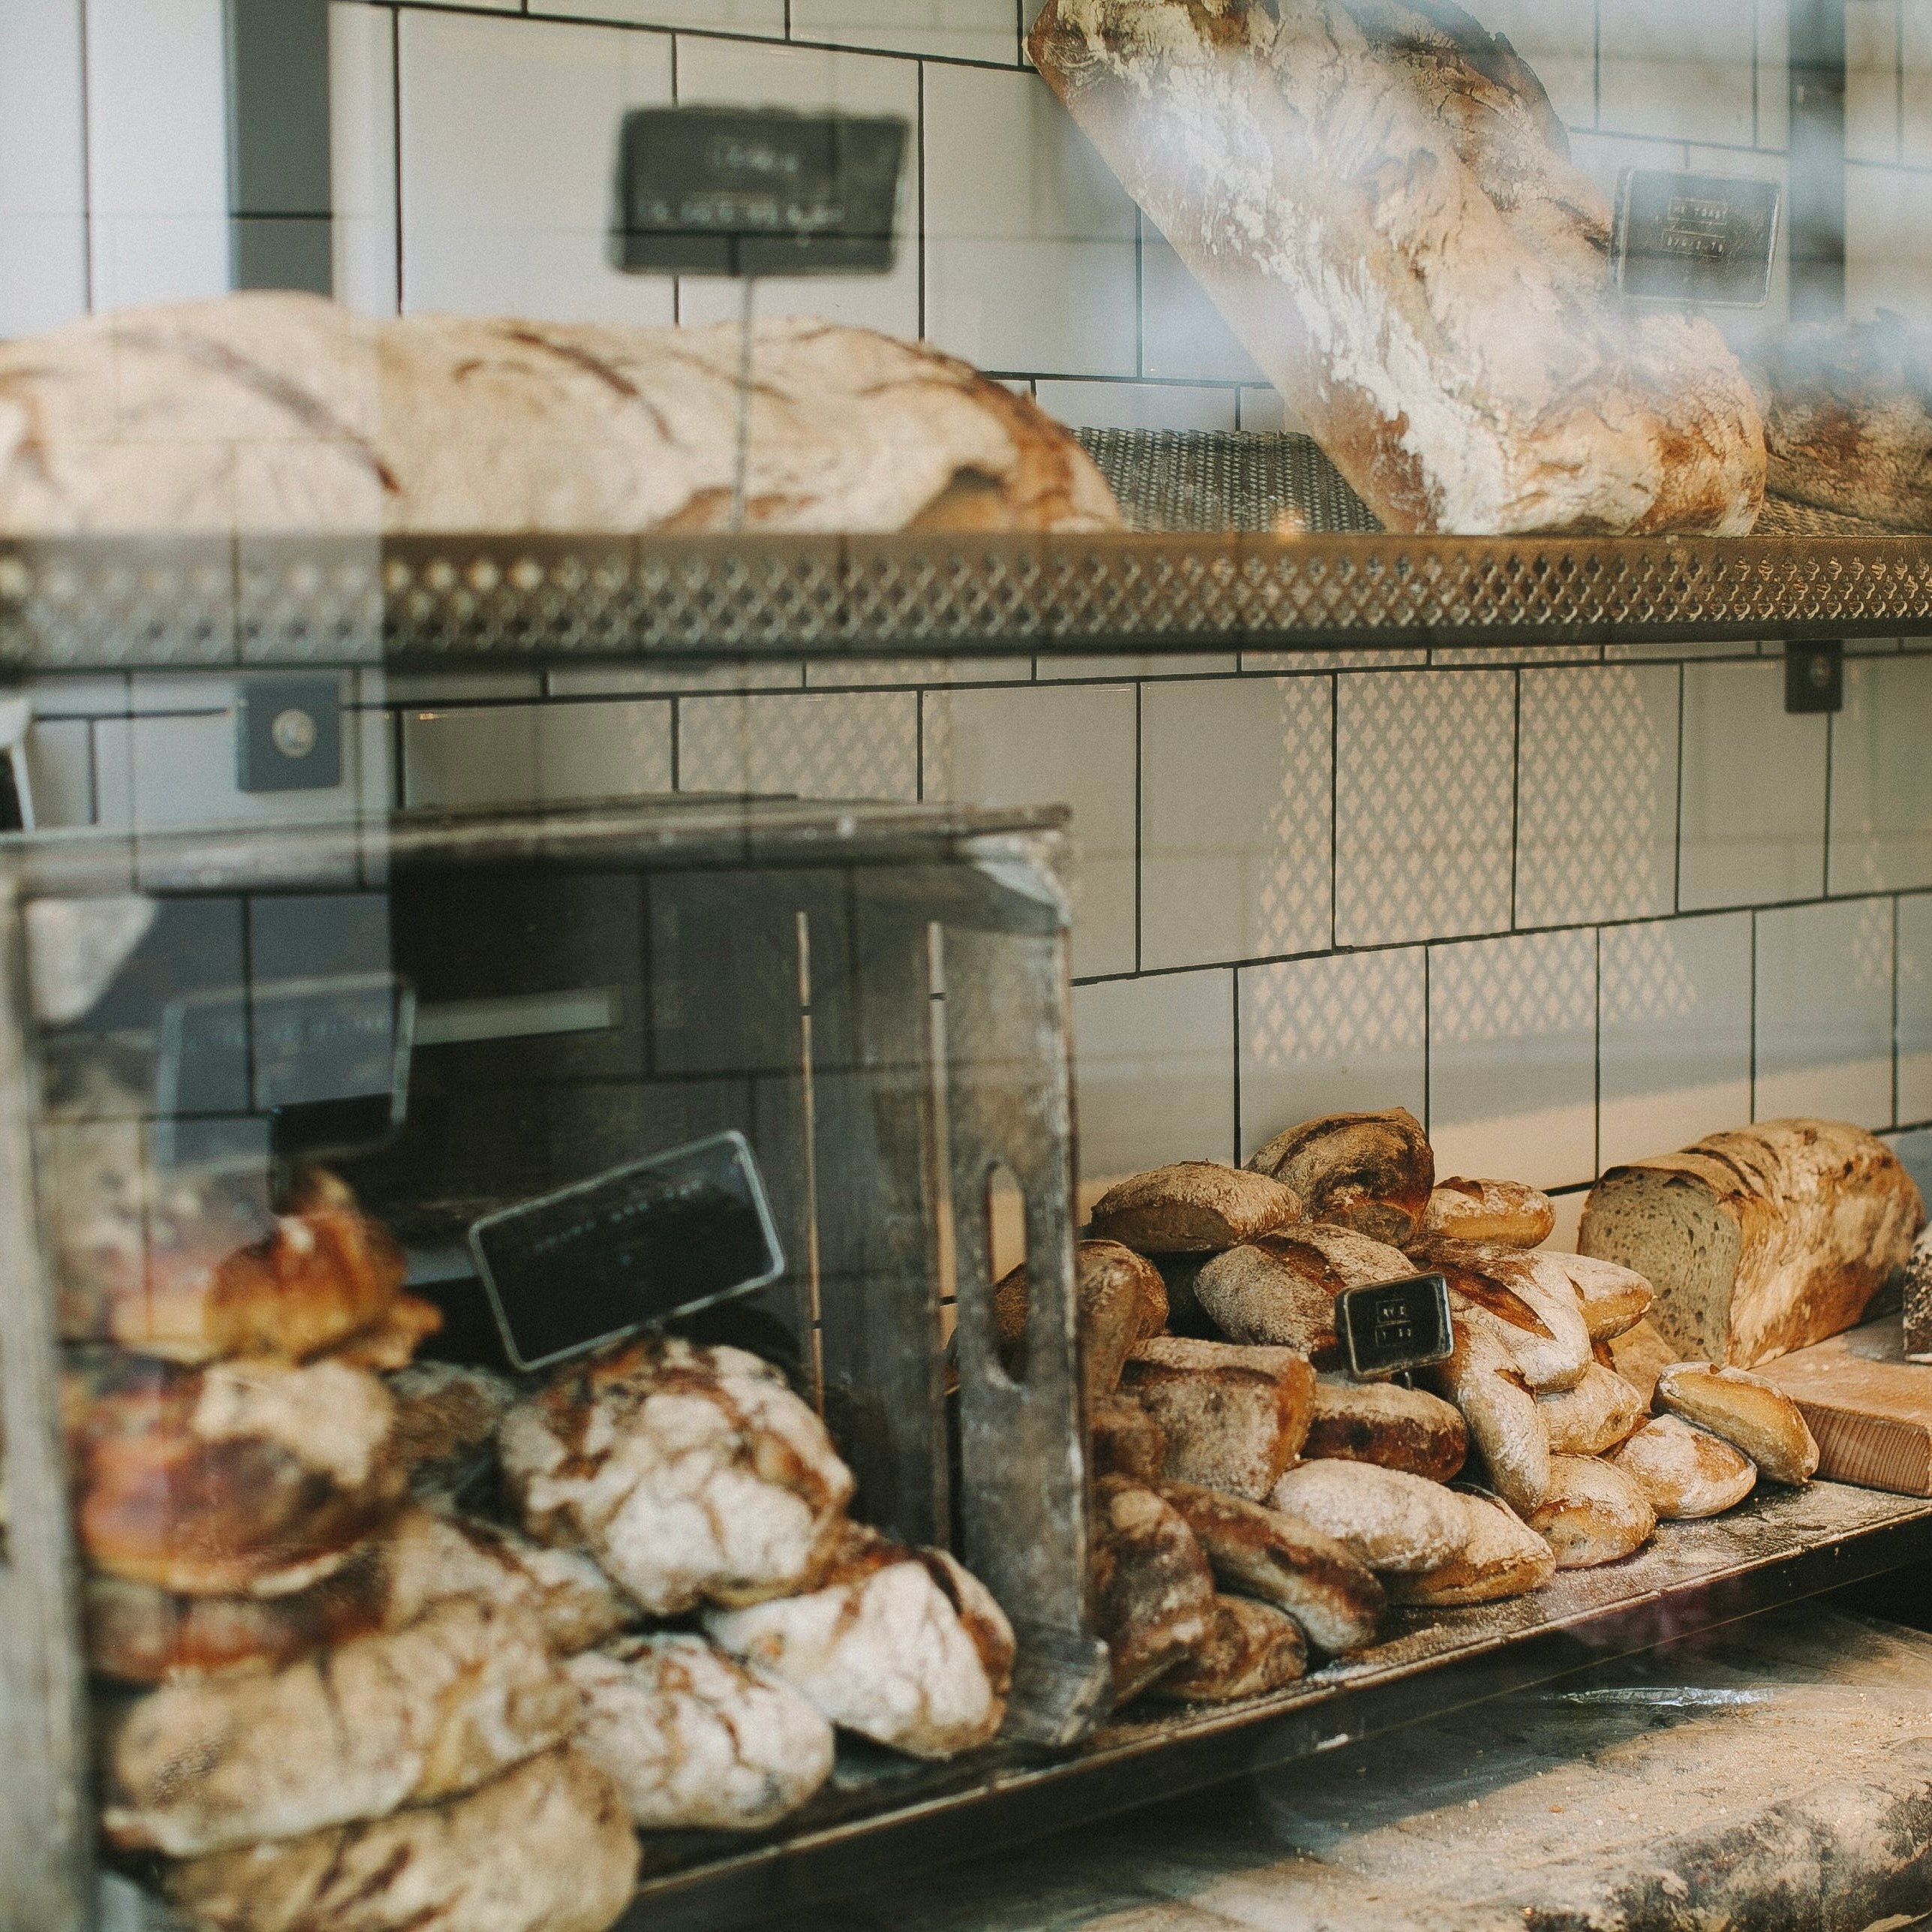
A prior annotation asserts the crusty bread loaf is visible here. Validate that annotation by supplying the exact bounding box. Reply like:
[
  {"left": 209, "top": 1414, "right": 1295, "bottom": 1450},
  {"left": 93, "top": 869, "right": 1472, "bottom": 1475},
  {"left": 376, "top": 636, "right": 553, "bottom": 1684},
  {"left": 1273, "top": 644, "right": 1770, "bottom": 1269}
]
[
  {"left": 1536, "top": 1362, "right": 1648, "bottom": 1458},
  {"left": 1607, "top": 1414, "right": 1756, "bottom": 1519},
  {"left": 0, "top": 293, "right": 1121, "bottom": 537},
  {"left": 1305, "top": 1376, "right": 1467, "bottom": 1482},
  {"left": 1194, "top": 1223, "right": 1414, "bottom": 1362},
  {"left": 994, "top": 1239, "right": 1169, "bottom": 1404},
  {"left": 1389, "top": 1490, "right": 1555, "bottom": 1607},
  {"left": 1745, "top": 314, "right": 1932, "bottom": 531},
  {"left": 1091, "top": 1393, "right": 1168, "bottom": 1482},
  {"left": 1420, "top": 1179, "right": 1555, "bottom": 1248},
  {"left": 164, "top": 1747, "right": 639, "bottom": 1932},
  {"left": 1604, "top": 1317, "right": 1678, "bottom": 1407},
  {"left": 1527, "top": 1455, "right": 1657, "bottom": 1568},
  {"left": 1652, "top": 1361, "right": 1819, "bottom": 1485},
  {"left": 1089, "top": 1476, "right": 1217, "bottom": 1703},
  {"left": 1027, "top": 0, "right": 1764, "bottom": 536},
  {"left": 1121, "top": 1336, "right": 1316, "bottom": 1500},
  {"left": 1090, "top": 1163, "right": 1302, "bottom": 1255},
  {"left": 1419, "top": 1314, "right": 1550, "bottom": 1515},
  {"left": 1557, "top": 1253, "right": 1656, "bottom": 1342},
  {"left": 1155, "top": 1480, "right": 1384, "bottom": 1654},
  {"left": 1413, "top": 1236, "right": 1591, "bottom": 1393},
  {"left": 1578, "top": 1120, "right": 1924, "bottom": 1368},
  {"left": 1269, "top": 1460, "right": 1468, "bottom": 1574},
  {"left": 1155, "top": 1594, "right": 1308, "bottom": 1702},
  {"left": 1243, "top": 1109, "right": 1434, "bottom": 1244}
]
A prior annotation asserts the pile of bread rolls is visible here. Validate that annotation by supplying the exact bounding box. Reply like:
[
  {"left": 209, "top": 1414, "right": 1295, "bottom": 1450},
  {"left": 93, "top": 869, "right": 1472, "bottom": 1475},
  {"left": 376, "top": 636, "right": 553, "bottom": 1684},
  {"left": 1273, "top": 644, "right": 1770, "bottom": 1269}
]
[{"left": 1046, "top": 1107, "right": 1822, "bottom": 1712}]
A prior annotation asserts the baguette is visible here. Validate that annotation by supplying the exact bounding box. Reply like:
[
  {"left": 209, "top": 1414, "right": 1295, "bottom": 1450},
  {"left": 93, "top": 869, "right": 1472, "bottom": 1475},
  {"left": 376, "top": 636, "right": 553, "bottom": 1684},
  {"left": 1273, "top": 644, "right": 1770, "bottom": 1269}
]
[
  {"left": 1122, "top": 1337, "right": 1317, "bottom": 1500},
  {"left": 1527, "top": 1455, "right": 1656, "bottom": 1567},
  {"left": 1651, "top": 1361, "right": 1819, "bottom": 1485},
  {"left": 1607, "top": 1414, "right": 1757, "bottom": 1519},
  {"left": 1269, "top": 1460, "right": 1469, "bottom": 1574},
  {"left": 1419, "top": 1179, "right": 1555, "bottom": 1248},
  {"left": 1419, "top": 1314, "right": 1550, "bottom": 1515},
  {"left": 1243, "top": 1109, "right": 1434, "bottom": 1244},
  {"left": 1090, "top": 1162, "right": 1302, "bottom": 1254}
]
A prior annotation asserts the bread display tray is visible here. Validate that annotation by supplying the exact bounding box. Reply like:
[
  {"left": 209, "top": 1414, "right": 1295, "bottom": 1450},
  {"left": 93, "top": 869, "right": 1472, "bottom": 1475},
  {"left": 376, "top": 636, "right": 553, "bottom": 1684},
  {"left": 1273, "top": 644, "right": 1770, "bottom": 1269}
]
[
  {"left": 5, "top": 527, "right": 1932, "bottom": 672},
  {"left": 101, "top": 1479, "right": 1897, "bottom": 1932}
]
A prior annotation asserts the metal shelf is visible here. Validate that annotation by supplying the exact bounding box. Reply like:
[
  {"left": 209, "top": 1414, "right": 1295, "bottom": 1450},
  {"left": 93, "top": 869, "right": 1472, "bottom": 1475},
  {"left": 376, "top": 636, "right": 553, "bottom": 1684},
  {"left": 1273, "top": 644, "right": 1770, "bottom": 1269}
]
[
  {"left": 604, "top": 1482, "right": 1932, "bottom": 1931},
  {"left": 4, "top": 528, "right": 1932, "bottom": 672}
]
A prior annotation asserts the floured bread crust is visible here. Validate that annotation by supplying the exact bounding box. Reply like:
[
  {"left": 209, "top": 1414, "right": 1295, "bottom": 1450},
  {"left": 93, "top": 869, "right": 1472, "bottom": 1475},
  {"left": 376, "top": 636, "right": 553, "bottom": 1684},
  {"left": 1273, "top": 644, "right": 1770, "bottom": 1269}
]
[
  {"left": 1390, "top": 1489, "right": 1554, "bottom": 1606},
  {"left": 1419, "top": 1313, "right": 1550, "bottom": 1515},
  {"left": 1195, "top": 1223, "right": 1415, "bottom": 1364},
  {"left": 1027, "top": 0, "right": 1764, "bottom": 534},
  {"left": 1608, "top": 1413, "right": 1757, "bottom": 1518},
  {"left": 1527, "top": 1454, "right": 1656, "bottom": 1567},
  {"left": 1305, "top": 1375, "right": 1468, "bottom": 1481},
  {"left": 1156, "top": 1593, "right": 1307, "bottom": 1702},
  {"left": 1536, "top": 1362, "right": 1648, "bottom": 1457},
  {"left": 1088, "top": 1476, "right": 1218, "bottom": 1702},
  {"left": 1269, "top": 1460, "right": 1468, "bottom": 1573},
  {"left": 1557, "top": 1253, "right": 1657, "bottom": 1341},
  {"left": 1122, "top": 1336, "right": 1317, "bottom": 1499},
  {"left": 0, "top": 293, "right": 1121, "bottom": 537},
  {"left": 1245, "top": 1110, "right": 1434, "bottom": 1245},
  {"left": 102, "top": 1598, "right": 581, "bottom": 1856},
  {"left": 705, "top": 1527, "right": 1014, "bottom": 1759},
  {"left": 1090, "top": 1161, "right": 1302, "bottom": 1254},
  {"left": 164, "top": 1747, "right": 639, "bottom": 1932},
  {"left": 993, "top": 1238, "right": 1169, "bottom": 1403},
  {"left": 568, "top": 1633, "right": 833, "bottom": 1829},
  {"left": 1413, "top": 1235, "right": 1592, "bottom": 1393},
  {"left": 1653, "top": 1360, "right": 1819, "bottom": 1485},
  {"left": 501, "top": 1337, "right": 853, "bottom": 1615},
  {"left": 1420, "top": 1178, "right": 1556, "bottom": 1248}
]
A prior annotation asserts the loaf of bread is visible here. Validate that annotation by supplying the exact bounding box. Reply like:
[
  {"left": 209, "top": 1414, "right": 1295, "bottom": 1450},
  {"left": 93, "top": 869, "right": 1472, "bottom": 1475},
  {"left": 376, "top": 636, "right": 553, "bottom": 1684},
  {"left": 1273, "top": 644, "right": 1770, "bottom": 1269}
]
[
  {"left": 1155, "top": 1595, "right": 1308, "bottom": 1703},
  {"left": 1269, "top": 1461, "right": 1468, "bottom": 1574},
  {"left": 1089, "top": 1477, "right": 1218, "bottom": 1703},
  {"left": 1027, "top": 0, "right": 1764, "bottom": 536},
  {"left": 1744, "top": 314, "right": 1932, "bottom": 531},
  {"left": 1091, "top": 1393, "right": 1168, "bottom": 1482},
  {"left": 1651, "top": 1361, "right": 1819, "bottom": 1485},
  {"left": 1194, "top": 1223, "right": 1415, "bottom": 1362},
  {"left": 1527, "top": 1455, "right": 1656, "bottom": 1568},
  {"left": 1607, "top": 1414, "right": 1756, "bottom": 1519},
  {"left": 1579, "top": 1120, "right": 1924, "bottom": 1367},
  {"left": 1243, "top": 1109, "right": 1434, "bottom": 1244},
  {"left": 1121, "top": 1336, "right": 1316, "bottom": 1500},
  {"left": 0, "top": 293, "right": 1121, "bottom": 536},
  {"left": 1419, "top": 1313, "right": 1550, "bottom": 1515},
  {"left": 1602, "top": 1317, "right": 1678, "bottom": 1407},
  {"left": 1089, "top": 1162, "right": 1302, "bottom": 1254},
  {"left": 1305, "top": 1375, "right": 1468, "bottom": 1482},
  {"left": 1419, "top": 1179, "right": 1555, "bottom": 1248},
  {"left": 1389, "top": 1490, "right": 1554, "bottom": 1607},
  {"left": 1556, "top": 1254, "right": 1656, "bottom": 1342},
  {"left": 1536, "top": 1362, "right": 1647, "bottom": 1457},
  {"left": 994, "top": 1240, "right": 1169, "bottom": 1404},
  {"left": 1413, "top": 1236, "right": 1592, "bottom": 1393}
]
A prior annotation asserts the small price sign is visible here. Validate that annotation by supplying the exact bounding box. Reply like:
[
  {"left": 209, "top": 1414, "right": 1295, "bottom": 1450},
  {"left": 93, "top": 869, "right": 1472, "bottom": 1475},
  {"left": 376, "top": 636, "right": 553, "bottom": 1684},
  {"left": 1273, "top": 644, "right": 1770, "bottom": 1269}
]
[
  {"left": 1336, "top": 1273, "right": 1455, "bottom": 1380},
  {"left": 1615, "top": 169, "right": 1781, "bottom": 308}
]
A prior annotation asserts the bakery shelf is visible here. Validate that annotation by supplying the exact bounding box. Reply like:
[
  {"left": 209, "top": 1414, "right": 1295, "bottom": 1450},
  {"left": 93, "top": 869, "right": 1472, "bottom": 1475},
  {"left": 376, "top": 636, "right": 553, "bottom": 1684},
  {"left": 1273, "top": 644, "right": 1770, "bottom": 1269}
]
[
  {"left": 4, "top": 527, "right": 1931, "bottom": 674},
  {"left": 595, "top": 1482, "right": 1932, "bottom": 1932}
]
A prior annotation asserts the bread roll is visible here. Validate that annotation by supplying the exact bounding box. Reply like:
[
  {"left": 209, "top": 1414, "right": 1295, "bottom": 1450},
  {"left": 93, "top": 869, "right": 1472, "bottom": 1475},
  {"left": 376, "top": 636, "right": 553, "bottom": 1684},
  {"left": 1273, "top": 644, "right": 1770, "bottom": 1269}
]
[
  {"left": 1121, "top": 1336, "right": 1316, "bottom": 1500},
  {"left": 1527, "top": 1455, "right": 1657, "bottom": 1568},
  {"left": 1604, "top": 1317, "right": 1678, "bottom": 1407},
  {"left": 1091, "top": 1393, "right": 1167, "bottom": 1482},
  {"left": 1557, "top": 1253, "right": 1656, "bottom": 1341},
  {"left": 1193, "top": 1223, "right": 1414, "bottom": 1362},
  {"left": 1652, "top": 1361, "right": 1819, "bottom": 1485},
  {"left": 1608, "top": 1414, "right": 1757, "bottom": 1519},
  {"left": 501, "top": 1337, "right": 853, "bottom": 1615},
  {"left": 0, "top": 293, "right": 1121, "bottom": 537},
  {"left": 706, "top": 1527, "right": 1013, "bottom": 1759},
  {"left": 1419, "top": 1179, "right": 1555, "bottom": 1248},
  {"left": 1419, "top": 1314, "right": 1550, "bottom": 1515},
  {"left": 1413, "top": 1236, "right": 1592, "bottom": 1392},
  {"left": 1389, "top": 1491, "right": 1555, "bottom": 1607},
  {"left": 1579, "top": 1120, "right": 1924, "bottom": 1367},
  {"left": 1026, "top": 0, "right": 1763, "bottom": 537},
  {"left": 993, "top": 1238, "right": 1169, "bottom": 1404},
  {"left": 102, "top": 1599, "right": 581, "bottom": 1856},
  {"left": 1305, "top": 1375, "right": 1467, "bottom": 1482},
  {"left": 164, "top": 1747, "right": 639, "bottom": 1932},
  {"left": 1269, "top": 1460, "right": 1468, "bottom": 1574},
  {"left": 1088, "top": 1476, "right": 1217, "bottom": 1703},
  {"left": 385, "top": 1362, "right": 518, "bottom": 1474},
  {"left": 567, "top": 1633, "right": 833, "bottom": 1829},
  {"left": 1536, "top": 1362, "right": 1648, "bottom": 1457},
  {"left": 1089, "top": 1162, "right": 1302, "bottom": 1254},
  {"left": 1155, "top": 1480, "right": 1384, "bottom": 1654},
  {"left": 1243, "top": 1109, "right": 1434, "bottom": 1244},
  {"left": 1155, "top": 1595, "right": 1308, "bottom": 1702}
]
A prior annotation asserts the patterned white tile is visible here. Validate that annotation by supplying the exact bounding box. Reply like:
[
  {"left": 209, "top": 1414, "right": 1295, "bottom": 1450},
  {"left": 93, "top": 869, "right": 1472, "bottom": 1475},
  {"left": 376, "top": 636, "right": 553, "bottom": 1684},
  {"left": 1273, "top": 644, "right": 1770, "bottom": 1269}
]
[
  {"left": 531, "top": 0, "right": 778, "bottom": 39},
  {"left": 678, "top": 690, "right": 918, "bottom": 802},
  {"left": 1900, "top": 892, "right": 1932, "bottom": 1123},
  {"left": 1139, "top": 228, "right": 1264, "bottom": 384},
  {"left": 1679, "top": 661, "right": 1828, "bottom": 912},
  {"left": 1139, "top": 676, "right": 1332, "bottom": 972},
  {"left": 1596, "top": 0, "right": 1756, "bottom": 146},
  {"left": 1599, "top": 913, "right": 1753, "bottom": 1168},
  {"left": 790, "top": 0, "right": 1013, "bottom": 66},
  {"left": 330, "top": 2, "right": 399, "bottom": 318},
  {"left": 1238, "top": 947, "right": 1427, "bottom": 1162},
  {"left": 1756, "top": 898, "right": 1896, "bottom": 1128},
  {"left": 1429, "top": 928, "right": 1597, "bottom": 1190},
  {"left": 1033, "top": 381, "right": 1238, "bottom": 434},
  {"left": 923, "top": 682, "right": 1136, "bottom": 978},
  {"left": 398, "top": 11, "right": 676, "bottom": 324},
  {"left": 402, "top": 697, "right": 672, "bottom": 809},
  {"left": 0, "top": 0, "right": 88, "bottom": 336},
  {"left": 1073, "top": 970, "right": 1235, "bottom": 1209},
  {"left": 1829, "top": 655, "right": 1932, "bottom": 896},
  {"left": 1335, "top": 669, "right": 1515, "bottom": 949},
  {"left": 1564, "top": 128, "right": 1690, "bottom": 207},
  {"left": 1516, "top": 664, "right": 1679, "bottom": 929},
  {"left": 1847, "top": 162, "right": 1932, "bottom": 324},
  {"left": 23, "top": 719, "right": 93, "bottom": 828}
]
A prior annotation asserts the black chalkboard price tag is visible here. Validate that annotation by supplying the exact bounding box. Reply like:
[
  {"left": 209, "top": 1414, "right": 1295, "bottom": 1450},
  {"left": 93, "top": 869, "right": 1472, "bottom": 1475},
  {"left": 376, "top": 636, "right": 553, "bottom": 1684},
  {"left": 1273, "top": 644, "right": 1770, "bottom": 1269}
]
[
  {"left": 616, "top": 105, "right": 908, "bottom": 277},
  {"left": 1615, "top": 169, "right": 1781, "bottom": 308},
  {"left": 1336, "top": 1273, "right": 1455, "bottom": 1380},
  {"left": 468, "top": 1130, "right": 787, "bottom": 1372}
]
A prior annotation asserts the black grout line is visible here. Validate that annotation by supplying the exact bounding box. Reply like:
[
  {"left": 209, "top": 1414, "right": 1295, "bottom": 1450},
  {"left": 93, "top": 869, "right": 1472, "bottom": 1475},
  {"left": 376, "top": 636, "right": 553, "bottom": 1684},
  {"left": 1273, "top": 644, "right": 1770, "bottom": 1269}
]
[
  {"left": 916, "top": 62, "right": 926, "bottom": 342},
  {"left": 390, "top": 5, "right": 405, "bottom": 313},
  {"left": 77, "top": 0, "right": 94, "bottom": 312},
  {"left": 1672, "top": 659, "right": 1686, "bottom": 913},
  {"left": 1748, "top": 908, "right": 1759, "bottom": 1121},
  {"left": 1896, "top": 892, "right": 1903, "bottom": 1129},
  {"left": 1420, "top": 941, "right": 1431, "bottom": 1140},
  {"left": 1592, "top": 924, "right": 1602, "bottom": 1181},
  {"left": 1508, "top": 667, "right": 1521, "bottom": 931},
  {"left": 1229, "top": 969, "right": 1241, "bottom": 1165},
  {"left": 1134, "top": 209, "right": 1145, "bottom": 379},
  {"left": 669, "top": 694, "right": 680, "bottom": 790},
  {"left": 1328, "top": 671, "right": 1339, "bottom": 952},
  {"left": 1591, "top": 0, "right": 1601, "bottom": 131}
]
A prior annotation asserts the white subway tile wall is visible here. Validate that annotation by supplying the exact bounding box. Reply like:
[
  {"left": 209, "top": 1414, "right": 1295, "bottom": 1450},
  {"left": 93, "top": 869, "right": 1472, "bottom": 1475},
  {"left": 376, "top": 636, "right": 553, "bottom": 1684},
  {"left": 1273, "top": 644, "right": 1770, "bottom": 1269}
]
[{"left": 11, "top": 1, "right": 1932, "bottom": 1204}]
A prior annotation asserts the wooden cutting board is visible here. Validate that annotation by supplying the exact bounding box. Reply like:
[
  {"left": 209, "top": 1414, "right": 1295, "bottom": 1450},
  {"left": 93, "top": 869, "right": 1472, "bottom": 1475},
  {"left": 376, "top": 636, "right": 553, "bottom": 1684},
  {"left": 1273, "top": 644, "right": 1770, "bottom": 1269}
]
[{"left": 1759, "top": 1317, "right": 1932, "bottom": 1495}]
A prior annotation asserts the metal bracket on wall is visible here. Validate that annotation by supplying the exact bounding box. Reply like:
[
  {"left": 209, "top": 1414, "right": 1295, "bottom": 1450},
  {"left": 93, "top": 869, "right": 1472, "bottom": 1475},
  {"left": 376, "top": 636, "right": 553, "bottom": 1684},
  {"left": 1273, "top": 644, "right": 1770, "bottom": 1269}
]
[
  {"left": 224, "top": 0, "right": 333, "bottom": 294},
  {"left": 236, "top": 676, "right": 343, "bottom": 792},
  {"left": 1786, "top": 639, "right": 1845, "bottom": 713}
]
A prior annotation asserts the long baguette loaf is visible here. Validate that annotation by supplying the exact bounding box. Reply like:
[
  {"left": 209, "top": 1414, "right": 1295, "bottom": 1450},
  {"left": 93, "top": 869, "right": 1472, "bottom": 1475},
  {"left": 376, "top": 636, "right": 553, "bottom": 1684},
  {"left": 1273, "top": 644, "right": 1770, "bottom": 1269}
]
[
  {"left": 1578, "top": 1120, "right": 1924, "bottom": 1368},
  {"left": 1027, "top": 0, "right": 1764, "bottom": 535},
  {"left": 0, "top": 293, "right": 1121, "bottom": 537}
]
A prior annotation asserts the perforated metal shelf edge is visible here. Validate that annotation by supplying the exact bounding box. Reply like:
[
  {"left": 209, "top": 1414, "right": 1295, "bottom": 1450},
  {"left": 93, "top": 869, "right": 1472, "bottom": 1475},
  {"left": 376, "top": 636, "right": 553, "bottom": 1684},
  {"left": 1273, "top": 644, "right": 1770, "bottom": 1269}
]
[{"left": 5, "top": 528, "right": 1931, "bottom": 671}]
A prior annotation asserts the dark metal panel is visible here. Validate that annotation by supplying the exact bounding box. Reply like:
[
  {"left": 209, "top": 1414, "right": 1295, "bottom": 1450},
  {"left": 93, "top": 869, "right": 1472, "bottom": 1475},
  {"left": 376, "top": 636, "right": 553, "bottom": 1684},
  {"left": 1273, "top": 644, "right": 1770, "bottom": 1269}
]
[
  {"left": 1789, "top": 0, "right": 1847, "bottom": 322},
  {"left": 223, "top": 0, "right": 331, "bottom": 294}
]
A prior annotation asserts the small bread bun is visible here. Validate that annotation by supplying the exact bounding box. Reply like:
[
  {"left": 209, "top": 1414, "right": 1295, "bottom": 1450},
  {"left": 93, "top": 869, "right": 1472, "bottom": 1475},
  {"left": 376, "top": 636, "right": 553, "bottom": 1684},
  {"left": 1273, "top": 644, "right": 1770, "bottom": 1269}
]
[
  {"left": 1536, "top": 1362, "right": 1648, "bottom": 1457},
  {"left": 993, "top": 1239, "right": 1168, "bottom": 1404},
  {"left": 1154, "top": 1594, "right": 1308, "bottom": 1702},
  {"left": 1194, "top": 1223, "right": 1414, "bottom": 1364},
  {"left": 1527, "top": 1455, "right": 1657, "bottom": 1568},
  {"left": 1305, "top": 1376, "right": 1467, "bottom": 1482},
  {"left": 1604, "top": 1317, "right": 1677, "bottom": 1406},
  {"left": 1244, "top": 1108, "right": 1434, "bottom": 1246},
  {"left": 1268, "top": 1460, "right": 1469, "bottom": 1574},
  {"left": 1090, "top": 1163, "right": 1301, "bottom": 1255},
  {"left": 1389, "top": 1490, "right": 1555, "bottom": 1606},
  {"left": 1410, "top": 1237, "right": 1592, "bottom": 1393},
  {"left": 1557, "top": 1253, "right": 1655, "bottom": 1341},
  {"left": 1419, "top": 1314, "right": 1551, "bottom": 1515},
  {"left": 1156, "top": 1480, "right": 1384, "bottom": 1654},
  {"left": 1652, "top": 1362, "right": 1819, "bottom": 1485},
  {"left": 1121, "top": 1338, "right": 1315, "bottom": 1501},
  {"left": 1090, "top": 1395, "right": 1166, "bottom": 1482},
  {"left": 1608, "top": 1414, "right": 1757, "bottom": 1518},
  {"left": 1419, "top": 1178, "right": 1555, "bottom": 1248}
]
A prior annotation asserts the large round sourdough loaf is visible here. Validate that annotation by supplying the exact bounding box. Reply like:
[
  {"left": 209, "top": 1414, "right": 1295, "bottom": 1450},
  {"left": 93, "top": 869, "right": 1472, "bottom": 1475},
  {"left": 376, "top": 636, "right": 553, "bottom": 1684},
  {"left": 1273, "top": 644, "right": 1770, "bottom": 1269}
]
[{"left": 1027, "top": 0, "right": 1764, "bottom": 535}]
